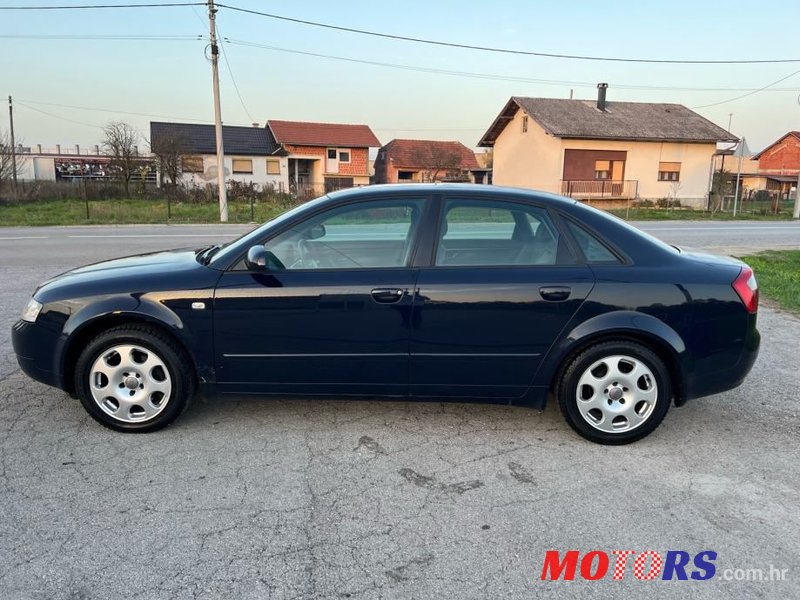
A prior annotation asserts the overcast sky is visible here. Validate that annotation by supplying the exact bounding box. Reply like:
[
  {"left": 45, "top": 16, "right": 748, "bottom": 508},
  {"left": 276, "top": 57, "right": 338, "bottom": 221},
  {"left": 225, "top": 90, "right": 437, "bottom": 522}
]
[{"left": 1, "top": 0, "right": 799, "bottom": 152}]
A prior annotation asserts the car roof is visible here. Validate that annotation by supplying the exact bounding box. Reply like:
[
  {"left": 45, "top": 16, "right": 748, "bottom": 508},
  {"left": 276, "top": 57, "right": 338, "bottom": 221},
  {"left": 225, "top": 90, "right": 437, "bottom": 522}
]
[{"left": 327, "top": 183, "right": 581, "bottom": 208}]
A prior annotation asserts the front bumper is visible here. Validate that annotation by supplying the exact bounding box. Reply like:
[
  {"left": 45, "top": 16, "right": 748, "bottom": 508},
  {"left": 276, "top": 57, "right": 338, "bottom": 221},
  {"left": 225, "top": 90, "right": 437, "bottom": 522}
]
[{"left": 11, "top": 319, "right": 63, "bottom": 388}]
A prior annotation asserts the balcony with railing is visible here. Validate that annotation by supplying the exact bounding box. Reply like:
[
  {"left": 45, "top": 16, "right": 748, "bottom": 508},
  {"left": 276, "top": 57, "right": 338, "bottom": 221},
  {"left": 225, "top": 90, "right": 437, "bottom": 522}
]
[{"left": 561, "top": 179, "right": 639, "bottom": 200}]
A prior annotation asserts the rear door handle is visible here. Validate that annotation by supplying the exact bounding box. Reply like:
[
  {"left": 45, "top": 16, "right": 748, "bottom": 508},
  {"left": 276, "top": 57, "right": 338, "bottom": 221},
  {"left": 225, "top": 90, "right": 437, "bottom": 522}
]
[
  {"left": 539, "top": 286, "right": 571, "bottom": 302},
  {"left": 371, "top": 288, "right": 405, "bottom": 304}
]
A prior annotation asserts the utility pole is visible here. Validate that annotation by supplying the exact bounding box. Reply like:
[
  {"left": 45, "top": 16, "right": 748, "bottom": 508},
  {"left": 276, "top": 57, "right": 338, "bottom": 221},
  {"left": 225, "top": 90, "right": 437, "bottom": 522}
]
[
  {"left": 8, "top": 96, "right": 18, "bottom": 193},
  {"left": 207, "top": 0, "right": 228, "bottom": 222},
  {"left": 793, "top": 170, "right": 800, "bottom": 219}
]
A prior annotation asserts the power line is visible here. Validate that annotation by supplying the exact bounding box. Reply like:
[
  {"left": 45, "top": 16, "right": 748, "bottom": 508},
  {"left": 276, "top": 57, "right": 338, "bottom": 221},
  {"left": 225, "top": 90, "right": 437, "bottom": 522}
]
[
  {"left": 0, "top": 34, "right": 201, "bottom": 40},
  {"left": 15, "top": 99, "right": 218, "bottom": 123},
  {"left": 226, "top": 39, "right": 800, "bottom": 93},
  {"left": 0, "top": 3, "right": 204, "bottom": 9},
  {"left": 216, "top": 3, "right": 800, "bottom": 65},
  {"left": 216, "top": 26, "right": 256, "bottom": 123},
  {"left": 691, "top": 69, "right": 800, "bottom": 109},
  {"left": 15, "top": 101, "right": 104, "bottom": 129}
]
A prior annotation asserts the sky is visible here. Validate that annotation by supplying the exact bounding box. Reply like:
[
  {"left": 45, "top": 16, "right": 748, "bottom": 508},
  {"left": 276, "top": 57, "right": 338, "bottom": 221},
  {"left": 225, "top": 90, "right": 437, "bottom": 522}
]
[{"left": 1, "top": 0, "right": 799, "bottom": 153}]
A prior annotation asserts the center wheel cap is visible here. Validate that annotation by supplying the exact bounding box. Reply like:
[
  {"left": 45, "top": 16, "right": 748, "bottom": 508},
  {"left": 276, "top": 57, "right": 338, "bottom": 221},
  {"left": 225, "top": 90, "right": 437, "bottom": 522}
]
[
  {"left": 608, "top": 387, "right": 623, "bottom": 401},
  {"left": 124, "top": 376, "right": 139, "bottom": 390}
]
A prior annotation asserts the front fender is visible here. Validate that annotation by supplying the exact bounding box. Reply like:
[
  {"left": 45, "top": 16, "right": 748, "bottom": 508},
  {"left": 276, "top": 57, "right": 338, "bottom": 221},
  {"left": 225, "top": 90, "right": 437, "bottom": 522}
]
[
  {"left": 532, "top": 310, "right": 689, "bottom": 400},
  {"left": 55, "top": 292, "right": 214, "bottom": 390}
]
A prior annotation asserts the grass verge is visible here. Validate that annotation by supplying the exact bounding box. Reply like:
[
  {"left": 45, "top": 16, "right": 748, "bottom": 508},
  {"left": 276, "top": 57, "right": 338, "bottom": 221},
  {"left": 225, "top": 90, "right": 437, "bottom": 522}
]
[
  {"left": 0, "top": 198, "right": 289, "bottom": 226},
  {"left": 608, "top": 207, "right": 796, "bottom": 221},
  {"left": 739, "top": 250, "right": 800, "bottom": 314}
]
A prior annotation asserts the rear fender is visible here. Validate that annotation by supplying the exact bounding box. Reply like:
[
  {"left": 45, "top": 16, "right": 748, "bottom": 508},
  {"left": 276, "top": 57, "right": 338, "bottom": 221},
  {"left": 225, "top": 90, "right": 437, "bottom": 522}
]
[{"left": 532, "top": 310, "right": 689, "bottom": 404}]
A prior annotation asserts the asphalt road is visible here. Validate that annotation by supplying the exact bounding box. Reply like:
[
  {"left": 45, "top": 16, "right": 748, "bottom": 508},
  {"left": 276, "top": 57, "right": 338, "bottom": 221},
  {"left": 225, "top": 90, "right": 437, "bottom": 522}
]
[{"left": 1, "top": 221, "right": 799, "bottom": 599}]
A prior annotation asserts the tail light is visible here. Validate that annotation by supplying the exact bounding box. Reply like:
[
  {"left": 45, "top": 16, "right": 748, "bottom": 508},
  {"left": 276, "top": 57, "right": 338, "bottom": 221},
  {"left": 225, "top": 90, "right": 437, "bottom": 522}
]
[{"left": 732, "top": 266, "right": 758, "bottom": 314}]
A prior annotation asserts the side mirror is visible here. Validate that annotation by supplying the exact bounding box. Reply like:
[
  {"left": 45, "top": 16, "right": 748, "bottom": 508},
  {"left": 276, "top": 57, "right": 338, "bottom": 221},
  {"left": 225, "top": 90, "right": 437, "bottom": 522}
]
[
  {"left": 308, "top": 224, "right": 326, "bottom": 240},
  {"left": 245, "top": 245, "right": 268, "bottom": 270},
  {"left": 245, "top": 245, "right": 286, "bottom": 271}
]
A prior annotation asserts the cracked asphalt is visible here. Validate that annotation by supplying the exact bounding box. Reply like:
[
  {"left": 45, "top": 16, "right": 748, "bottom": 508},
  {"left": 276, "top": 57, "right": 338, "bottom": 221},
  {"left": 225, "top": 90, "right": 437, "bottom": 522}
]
[{"left": 1, "top": 223, "right": 799, "bottom": 599}]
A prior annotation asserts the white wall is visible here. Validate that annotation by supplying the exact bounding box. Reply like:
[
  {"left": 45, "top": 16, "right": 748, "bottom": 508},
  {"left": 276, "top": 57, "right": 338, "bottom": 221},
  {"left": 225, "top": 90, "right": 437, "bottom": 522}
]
[{"left": 180, "top": 155, "right": 289, "bottom": 190}]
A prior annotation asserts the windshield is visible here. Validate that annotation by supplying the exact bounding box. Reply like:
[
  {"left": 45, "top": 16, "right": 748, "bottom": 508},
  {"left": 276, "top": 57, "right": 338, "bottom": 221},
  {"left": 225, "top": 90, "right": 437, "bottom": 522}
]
[{"left": 208, "top": 195, "right": 331, "bottom": 266}]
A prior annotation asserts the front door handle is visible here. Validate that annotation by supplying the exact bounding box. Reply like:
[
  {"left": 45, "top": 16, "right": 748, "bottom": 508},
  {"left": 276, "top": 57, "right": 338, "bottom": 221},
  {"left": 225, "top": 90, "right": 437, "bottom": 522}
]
[
  {"left": 539, "top": 286, "right": 572, "bottom": 302},
  {"left": 371, "top": 288, "right": 405, "bottom": 304}
]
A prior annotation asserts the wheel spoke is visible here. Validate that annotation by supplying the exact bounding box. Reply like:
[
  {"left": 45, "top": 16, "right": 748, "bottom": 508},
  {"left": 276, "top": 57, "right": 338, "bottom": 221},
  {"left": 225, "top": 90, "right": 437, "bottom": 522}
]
[
  {"left": 574, "top": 353, "right": 659, "bottom": 435},
  {"left": 88, "top": 342, "right": 173, "bottom": 424}
]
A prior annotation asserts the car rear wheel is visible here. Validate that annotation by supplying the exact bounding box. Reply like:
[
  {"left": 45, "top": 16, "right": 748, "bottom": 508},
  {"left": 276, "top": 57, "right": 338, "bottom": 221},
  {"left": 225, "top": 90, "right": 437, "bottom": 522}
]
[
  {"left": 74, "top": 324, "right": 195, "bottom": 432},
  {"left": 557, "top": 340, "right": 671, "bottom": 445}
]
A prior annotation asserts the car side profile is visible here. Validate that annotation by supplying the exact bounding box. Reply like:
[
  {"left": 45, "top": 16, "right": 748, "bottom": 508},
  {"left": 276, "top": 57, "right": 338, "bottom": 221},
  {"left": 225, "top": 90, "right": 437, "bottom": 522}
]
[{"left": 12, "top": 184, "right": 760, "bottom": 444}]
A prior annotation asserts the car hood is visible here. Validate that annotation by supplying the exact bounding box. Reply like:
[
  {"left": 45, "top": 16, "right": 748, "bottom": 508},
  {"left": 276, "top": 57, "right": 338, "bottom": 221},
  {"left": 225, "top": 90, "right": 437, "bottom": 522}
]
[{"left": 35, "top": 248, "right": 209, "bottom": 300}]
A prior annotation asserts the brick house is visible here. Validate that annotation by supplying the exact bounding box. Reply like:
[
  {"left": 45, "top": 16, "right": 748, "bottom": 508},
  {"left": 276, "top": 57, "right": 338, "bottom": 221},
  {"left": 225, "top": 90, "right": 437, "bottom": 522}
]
[
  {"left": 266, "top": 120, "right": 380, "bottom": 195},
  {"left": 373, "top": 139, "right": 487, "bottom": 184},
  {"left": 751, "top": 132, "right": 800, "bottom": 199}
]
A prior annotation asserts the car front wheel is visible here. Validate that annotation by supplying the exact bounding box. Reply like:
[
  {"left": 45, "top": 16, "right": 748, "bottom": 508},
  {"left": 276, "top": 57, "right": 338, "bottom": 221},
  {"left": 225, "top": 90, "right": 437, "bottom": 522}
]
[
  {"left": 557, "top": 340, "right": 671, "bottom": 445},
  {"left": 74, "top": 324, "right": 195, "bottom": 432}
]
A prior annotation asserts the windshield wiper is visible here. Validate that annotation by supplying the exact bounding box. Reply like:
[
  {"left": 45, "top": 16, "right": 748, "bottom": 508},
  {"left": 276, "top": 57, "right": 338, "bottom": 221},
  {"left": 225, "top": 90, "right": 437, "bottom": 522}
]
[{"left": 196, "top": 244, "right": 221, "bottom": 265}]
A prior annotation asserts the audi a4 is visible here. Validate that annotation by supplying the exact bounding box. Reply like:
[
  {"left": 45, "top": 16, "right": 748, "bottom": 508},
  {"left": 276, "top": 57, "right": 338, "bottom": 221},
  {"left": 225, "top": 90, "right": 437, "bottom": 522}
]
[{"left": 12, "top": 184, "right": 760, "bottom": 444}]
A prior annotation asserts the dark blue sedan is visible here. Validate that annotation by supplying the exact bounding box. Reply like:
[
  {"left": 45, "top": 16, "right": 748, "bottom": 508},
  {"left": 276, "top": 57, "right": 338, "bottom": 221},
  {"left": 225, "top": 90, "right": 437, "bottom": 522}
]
[{"left": 12, "top": 184, "right": 760, "bottom": 444}]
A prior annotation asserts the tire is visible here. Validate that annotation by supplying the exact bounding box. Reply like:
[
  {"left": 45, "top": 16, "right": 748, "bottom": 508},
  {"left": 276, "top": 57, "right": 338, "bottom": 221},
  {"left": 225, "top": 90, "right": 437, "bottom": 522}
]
[
  {"left": 74, "top": 324, "right": 195, "bottom": 433},
  {"left": 556, "top": 340, "right": 671, "bottom": 445}
]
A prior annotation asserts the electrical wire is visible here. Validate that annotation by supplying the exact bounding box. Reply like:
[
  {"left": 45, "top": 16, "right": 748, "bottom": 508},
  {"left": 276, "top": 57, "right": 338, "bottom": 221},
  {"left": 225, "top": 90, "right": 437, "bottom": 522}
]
[
  {"left": 216, "top": 3, "right": 800, "bottom": 65},
  {"left": 15, "top": 101, "right": 104, "bottom": 129},
  {"left": 691, "top": 69, "right": 800, "bottom": 109},
  {"left": 0, "top": 3, "right": 205, "bottom": 9},
  {"left": 226, "top": 39, "right": 800, "bottom": 93},
  {"left": 216, "top": 26, "right": 256, "bottom": 123}
]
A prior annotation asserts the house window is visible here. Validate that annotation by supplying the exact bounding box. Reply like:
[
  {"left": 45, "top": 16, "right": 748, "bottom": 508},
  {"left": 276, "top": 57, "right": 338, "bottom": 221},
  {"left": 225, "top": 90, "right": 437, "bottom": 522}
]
[
  {"left": 266, "top": 159, "right": 280, "bottom": 175},
  {"left": 658, "top": 162, "right": 681, "bottom": 181},
  {"left": 327, "top": 148, "right": 337, "bottom": 160},
  {"left": 232, "top": 158, "right": 253, "bottom": 174},
  {"left": 182, "top": 155, "right": 203, "bottom": 173},
  {"left": 338, "top": 150, "right": 351, "bottom": 163},
  {"left": 594, "top": 160, "right": 611, "bottom": 180},
  {"left": 522, "top": 115, "right": 528, "bottom": 133}
]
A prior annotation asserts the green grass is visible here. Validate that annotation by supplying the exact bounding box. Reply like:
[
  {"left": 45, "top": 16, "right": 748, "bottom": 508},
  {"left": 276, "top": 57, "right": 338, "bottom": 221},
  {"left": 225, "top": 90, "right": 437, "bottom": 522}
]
[
  {"left": 739, "top": 250, "right": 800, "bottom": 314},
  {"left": 608, "top": 207, "right": 796, "bottom": 221},
  {"left": 2, "top": 197, "right": 797, "bottom": 226},
  {"left": 0, "top": 198, "right": 289, "bottom": 226}
]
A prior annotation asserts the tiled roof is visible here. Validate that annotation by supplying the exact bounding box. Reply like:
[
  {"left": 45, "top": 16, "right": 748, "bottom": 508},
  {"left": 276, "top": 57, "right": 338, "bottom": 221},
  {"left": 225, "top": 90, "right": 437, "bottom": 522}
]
[
  {"left": 267, "top": 120, "right": 381, "bottom": 148},
  {"left": 381, "top": 139, "right": 481, "bottom": 170},
  {"left": 149, "top": 122, "right": 281, "bottom": 156},
  {"left": 479, "top": 97, "right": 738, "bottom": 146}
]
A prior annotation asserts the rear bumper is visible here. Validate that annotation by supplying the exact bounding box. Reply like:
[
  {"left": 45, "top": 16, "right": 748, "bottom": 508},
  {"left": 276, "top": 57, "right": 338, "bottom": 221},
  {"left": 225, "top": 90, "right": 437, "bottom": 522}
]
[
  {"left": 11, "top": 319, "right": 63, "bottom": 389},
  {"left": 682, "top": 324, "right": 760, "bottom": 403}
]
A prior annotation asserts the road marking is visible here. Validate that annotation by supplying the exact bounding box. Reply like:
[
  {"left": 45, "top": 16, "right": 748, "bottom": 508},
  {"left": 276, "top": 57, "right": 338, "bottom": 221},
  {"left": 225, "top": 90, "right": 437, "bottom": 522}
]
[
  {"left": 0, "top": 236, "right": 49, "bottom": 240},
  {"left": 67, "top": 234, "right": 240, "bottom": 238},
  {"left": 641, "top": 226, "right": 800, "bottom": 232}
]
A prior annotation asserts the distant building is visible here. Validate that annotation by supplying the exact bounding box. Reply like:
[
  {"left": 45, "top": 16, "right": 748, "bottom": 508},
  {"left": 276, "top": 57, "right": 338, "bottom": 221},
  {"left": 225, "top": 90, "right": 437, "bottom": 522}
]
[
  {"left": 373, "top": 139, "right": 486, "bottom": 184},
  {"left": 149, "top": 120, "right": 380, "bottom": 196},
  {"left": 479, "top": 85, "right": 737, "bottom": 207}
]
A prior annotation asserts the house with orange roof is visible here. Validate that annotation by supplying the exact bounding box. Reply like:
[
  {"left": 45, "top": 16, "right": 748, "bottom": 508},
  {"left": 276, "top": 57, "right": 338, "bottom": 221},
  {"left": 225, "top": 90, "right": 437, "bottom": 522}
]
[{"left": 373, "top": 139, "right": 487, "bottom": 184}]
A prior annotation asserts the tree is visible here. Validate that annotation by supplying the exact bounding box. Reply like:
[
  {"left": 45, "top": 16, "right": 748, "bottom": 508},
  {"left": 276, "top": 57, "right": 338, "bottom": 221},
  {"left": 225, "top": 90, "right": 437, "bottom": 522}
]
[
  {"left": 412, "top": 144, "right": 464, "bottom": 183},
  {"left": 150, "top": 132, "right": 186, "bottom": 189},
  {"left": 0, "top": 130, "right": 28, "bottom": 197},
  {"left": 103, "top": 121, "right": 139, "bottom": 195}
]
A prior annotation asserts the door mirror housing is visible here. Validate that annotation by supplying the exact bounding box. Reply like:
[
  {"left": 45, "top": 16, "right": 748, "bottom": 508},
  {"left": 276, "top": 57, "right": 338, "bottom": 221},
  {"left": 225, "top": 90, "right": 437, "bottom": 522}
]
[
  {"left": 244, "top": 245, "right": 285, "bottom": 271},
  {"left": 307, "top": 224, "right": 326, "bottom": 240}
]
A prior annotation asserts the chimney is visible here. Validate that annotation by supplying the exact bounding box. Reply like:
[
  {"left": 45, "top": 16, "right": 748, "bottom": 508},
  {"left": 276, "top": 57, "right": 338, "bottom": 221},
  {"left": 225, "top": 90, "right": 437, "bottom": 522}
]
[
  {"left": 36, "top": 144, "right": 42, "bottom": 153},
  {"left": 95, "top": 144, "right": 100, "bottom": 155},
  {"left": 252, "top": 122, "right": 260, "bottom": 128},
  {"left": 56, "top": 144, "right": 61, "bottom": 154},
  {"left": 597, "top": 83, "right": 608, "bottom": 111},
  {"left": 75, "top": 144, "right": 80, "bottom": 154}
]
